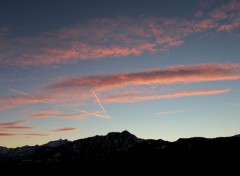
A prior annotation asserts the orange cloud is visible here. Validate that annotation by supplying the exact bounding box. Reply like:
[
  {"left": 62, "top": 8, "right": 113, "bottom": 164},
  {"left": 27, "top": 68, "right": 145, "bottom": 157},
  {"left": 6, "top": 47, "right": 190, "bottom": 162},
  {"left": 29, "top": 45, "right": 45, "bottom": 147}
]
[
  {"left": 0, "top": 120, "right": 34, "bottom": 131},
  {"left": 0, "top": 133, "right": 18, "bottom": 136},
  {"left": 0, "top": 120, "right": 27, "bottom": 127},
  {"left": 102, "top": 89, "right": 230, "bottom": 103},
  {"left": 23, "top": 133, "right": 50, "bottom": 137},
  {"left": 0, "top": 63, "right": 238, "bottom": 110},
  {"left": 48, "top": 63, "right": 240, "bottom": 91},
  {"left": 0, "top": 122, "right": 79, "bottom": 137},
  {"left": 29, "top": 109, "right": 105, "bottom": 119},
  {"left": 51, "top": 128, "right": 79, "bottom": 133},
  {"left": 2, "top": 126, "right": 34, "bottom": 130}
]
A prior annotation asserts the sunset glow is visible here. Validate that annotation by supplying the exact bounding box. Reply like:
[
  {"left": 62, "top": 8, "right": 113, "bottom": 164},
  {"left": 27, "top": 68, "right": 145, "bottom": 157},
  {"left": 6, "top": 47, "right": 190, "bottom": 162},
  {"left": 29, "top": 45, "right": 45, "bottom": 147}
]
[{"left": 0, "top": 0, "right": 240, "bottom": 147}]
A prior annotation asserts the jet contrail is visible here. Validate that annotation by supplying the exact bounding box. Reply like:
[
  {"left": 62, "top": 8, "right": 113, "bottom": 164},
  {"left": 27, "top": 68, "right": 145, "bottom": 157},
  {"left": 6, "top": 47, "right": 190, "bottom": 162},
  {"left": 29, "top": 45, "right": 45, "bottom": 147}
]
[
  {"left": 45, "top": 102, "right": 106, "bottom": 119},
  {"left": 71, "top": 107, "right": 107, "bottom": 119},
  {"left": 9, "top": 88, "right": 28, "bottom": 96},
  {"left": 92, "top": 89, "right": 110, "bottom": 119}
]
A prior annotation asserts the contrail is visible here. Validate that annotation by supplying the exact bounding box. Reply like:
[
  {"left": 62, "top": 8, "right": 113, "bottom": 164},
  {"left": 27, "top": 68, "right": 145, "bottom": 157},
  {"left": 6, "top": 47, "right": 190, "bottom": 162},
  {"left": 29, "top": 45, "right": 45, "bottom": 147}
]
[
  {"left": 71, "top": 107, "right": 107, "bottom": 119},
  {"left": 92, "top": 89, "right": 110, "bottom": 119},
  {"left": 9, "top": 88, "right": 28, "bottom": 96},
  {"left": 45, "top": 102, "right": 106, "bottom": 119}
]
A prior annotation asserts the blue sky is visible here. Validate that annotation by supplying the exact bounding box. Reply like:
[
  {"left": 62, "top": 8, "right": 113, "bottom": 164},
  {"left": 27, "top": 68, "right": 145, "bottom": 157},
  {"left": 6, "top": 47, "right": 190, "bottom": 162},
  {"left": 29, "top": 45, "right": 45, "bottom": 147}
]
[{"left": 0, "top": 0, "right": 240, "bottom": 147}]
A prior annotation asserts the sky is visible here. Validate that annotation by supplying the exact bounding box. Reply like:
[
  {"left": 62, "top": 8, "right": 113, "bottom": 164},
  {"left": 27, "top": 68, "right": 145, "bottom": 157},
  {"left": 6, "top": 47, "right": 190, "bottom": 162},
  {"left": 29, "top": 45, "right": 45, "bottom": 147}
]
[{"left": 0, "top": 0, "right": 240, "bottom": 147}]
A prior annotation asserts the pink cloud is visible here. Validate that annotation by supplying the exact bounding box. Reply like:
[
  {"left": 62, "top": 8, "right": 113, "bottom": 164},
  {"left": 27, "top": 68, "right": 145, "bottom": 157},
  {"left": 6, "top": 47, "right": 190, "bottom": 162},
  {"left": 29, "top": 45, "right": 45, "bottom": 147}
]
[
  {"left": 2, "top": 126, "right": 34, "bottom": 130},
  {"left": 194, "top": 19, "right": 217, "bottom": 32},
  {"left": 29, "top": 109, "right": 105, "bottom": 119},
  {"left": 0, "top": 89, "right": 93, "bottom": 110},
  {"left": 51, "top": 128, "right": 79, "bottom": 133},
  {"left": 23, "top": 133, "right": 50, "bottom": 137},
  {"left": 102, "top": 89, "right": 230, "bottom": 103},
  {"left": 155, "top": 36, "right": 183, "bottom": 49},
  {"left": 0, "top": 120, "right": 34, "bottom": 131},
  {"left": 19, "top": 43, "right": 155, "bottom": 66},
  {"left": 218, "top": 20, "right": 240, "bottom": 32},
  {"left": 208, "top": 0, "right": 240, "bottom": 32},
  {"left": 47, "top": 63, "right": 240, "bottom": 91},
  {"left": 0, "top": 120, "right": 27, "bottom": 127},
  {"left": 210, "top": 10, "right": 228, "bottom": 20},
  {"left": 0, "top": 1, "right": 239, "bottom": 67},
  {"left": 0, "top": 63, "right": 239, "bottom": 110},
  {"left": 0, "top": 95, "right": 50, "bottom": 110},
  {"left": 0, "top": 120, "right": 38, "bottom": 137}
]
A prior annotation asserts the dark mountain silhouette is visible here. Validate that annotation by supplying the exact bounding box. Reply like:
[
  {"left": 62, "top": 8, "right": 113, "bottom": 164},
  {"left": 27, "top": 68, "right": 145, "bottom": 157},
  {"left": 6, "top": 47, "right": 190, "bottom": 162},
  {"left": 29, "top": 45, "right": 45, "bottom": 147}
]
[{"left": 1, "top": 131, "right": 240, "bottom": 175}]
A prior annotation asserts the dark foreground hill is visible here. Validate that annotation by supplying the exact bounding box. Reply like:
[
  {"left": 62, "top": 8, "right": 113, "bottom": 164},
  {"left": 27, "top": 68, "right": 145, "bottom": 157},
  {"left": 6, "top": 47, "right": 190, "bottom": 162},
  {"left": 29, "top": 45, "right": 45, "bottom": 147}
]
[{"left": 1, "top": 131, "right": 240, "bottom": 175}]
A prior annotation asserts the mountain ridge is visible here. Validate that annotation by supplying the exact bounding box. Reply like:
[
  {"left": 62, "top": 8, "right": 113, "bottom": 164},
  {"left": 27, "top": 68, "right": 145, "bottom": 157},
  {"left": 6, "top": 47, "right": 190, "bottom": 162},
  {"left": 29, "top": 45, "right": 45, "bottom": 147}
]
[{"left": 1, "top": 131, "right": 240, "bottom": 175}]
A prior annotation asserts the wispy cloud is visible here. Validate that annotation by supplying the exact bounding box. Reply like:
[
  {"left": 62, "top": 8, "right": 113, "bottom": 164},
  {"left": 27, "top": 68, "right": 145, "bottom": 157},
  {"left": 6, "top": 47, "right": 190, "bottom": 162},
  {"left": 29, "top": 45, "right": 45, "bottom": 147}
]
[
  {"left": 0, "top": 133, "right": 18, "bottom": 136},
  {"left": 29, "top": 109, "right": 105, "bottom": 119},
  {"left": 0, "top": 95, "right": 49, "bottom": 110},
  {"left": 0, "top": 120, "right": 27, "bottom": 127},
  {"left": 0, "top": 120, "right": 34, "bottom": 131},
  {"left": 156, "top": 110, "right": 186, "bottom": 116},
  {"left": 0, "top": 0, "right": 239, "bottom": 66},
  {"left": 51, "top": 128, "right": 79, "bottom": 133},
  {"left": 102, "top": 89, "right": 230, "bottom": 103},
  {"left": 24, "top": 127, "right": 79, "bottom": 137},
  {"left": 23, "top": 133, "right": 50, "bottom": 137},
  {"left": 0, "top": 63, "right": 238, "bottom": 109},
  {"left": 47, "top": 63, "right": 240, "bottom": 91},
  {"left": 0, "top": 120, "right": 79, "bottom": 137},
  {"left": 8, "top": 88, "right": 28, "bottom": 96},
  {"left": 0, "top": 120, "right": 46, "bottom": 137}
]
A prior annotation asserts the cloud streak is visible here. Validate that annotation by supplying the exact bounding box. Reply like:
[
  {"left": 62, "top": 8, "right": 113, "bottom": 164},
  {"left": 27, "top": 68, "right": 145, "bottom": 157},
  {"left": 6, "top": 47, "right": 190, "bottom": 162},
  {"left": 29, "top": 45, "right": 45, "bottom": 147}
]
[
  {"left": 0, "top": 95, "right": 49, "bottom": 110},
  {"left": 102, "top": 89, "right": 230, "bottom": 103},
  {"left": 0, "top": 63, "right": 238, "bottom": 110},
  {"left": 23, "top": 133, "right": 50, "bottom": 137},
  {"left": 47, "top": 63, "right": 240, "bottom": 91},
  {"left": 51, "top": 128, "right": 79, "bottom": 133},
  {"left": 156, "top": 110, "right": 186, "bottom": 116},
  {"left": 0, "top": 120, "right": 79, "bottom": 137},
  {"left": 0, "top": 133, "right": 18, "bottom": 137},
  {"left": 0, "top": 120, "right": 34, "bottom": 131},
  {"left": 29, "top": 109, "right": 105, "bottom": 119}
]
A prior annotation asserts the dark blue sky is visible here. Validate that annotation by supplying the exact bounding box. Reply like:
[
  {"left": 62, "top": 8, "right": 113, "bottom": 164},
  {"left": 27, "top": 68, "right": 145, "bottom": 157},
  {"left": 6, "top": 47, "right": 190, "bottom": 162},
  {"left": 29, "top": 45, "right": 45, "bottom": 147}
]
[{"left": 0, "top": 0, "right": 204, "bottom": 35}]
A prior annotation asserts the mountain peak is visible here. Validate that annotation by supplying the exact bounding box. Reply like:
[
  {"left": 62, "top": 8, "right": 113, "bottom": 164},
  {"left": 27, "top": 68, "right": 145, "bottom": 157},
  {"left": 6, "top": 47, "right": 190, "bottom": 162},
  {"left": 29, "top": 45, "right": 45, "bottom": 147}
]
[
  {"left": 121, "top": 130, "right": 132, "bottom": 135},
  {"left": 43, "top": 139, "right": 69, "bottom": 148},
  {"left": 107, "top": 130, "right": 132, "bottom": 136},
  {"left": 106, "top": 130, "right": 138, "bottom": 140}
]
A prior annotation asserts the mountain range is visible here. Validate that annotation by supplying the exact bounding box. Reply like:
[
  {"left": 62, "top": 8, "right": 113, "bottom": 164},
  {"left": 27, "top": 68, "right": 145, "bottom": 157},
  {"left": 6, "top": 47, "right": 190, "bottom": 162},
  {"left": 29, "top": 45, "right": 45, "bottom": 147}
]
[{"left": 1, "top": 131, "right": 240, "bottom": 175}]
